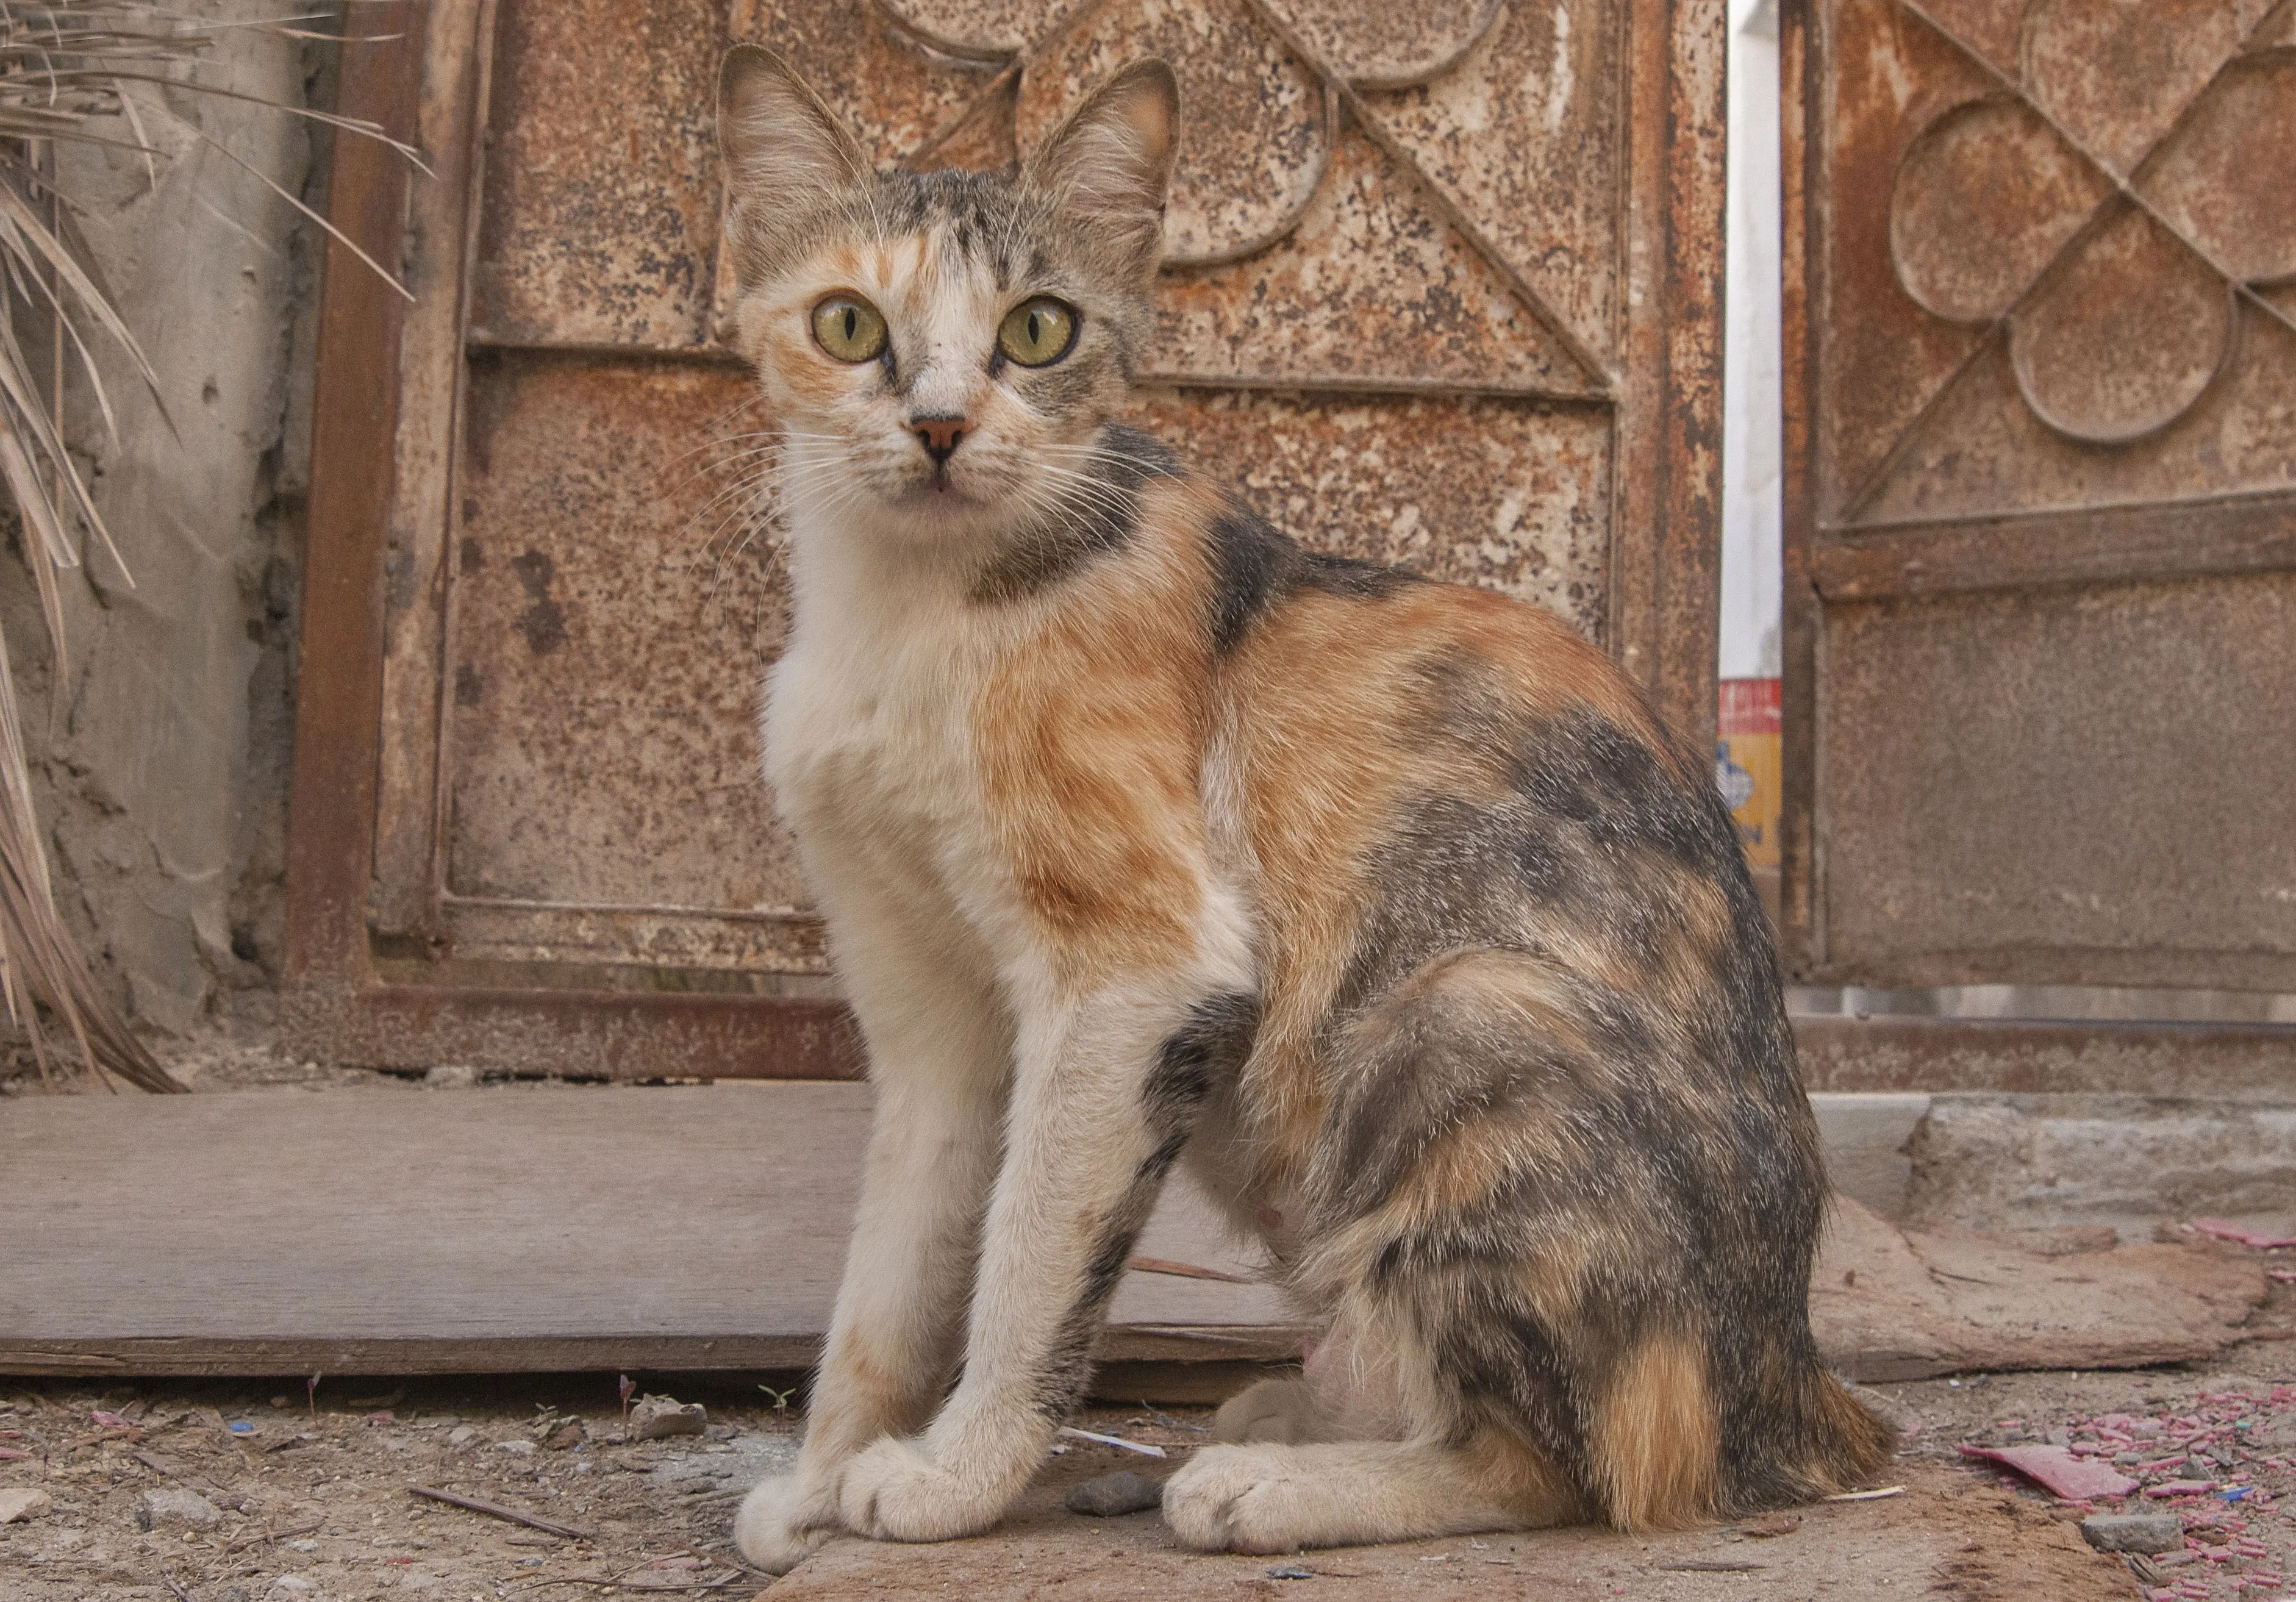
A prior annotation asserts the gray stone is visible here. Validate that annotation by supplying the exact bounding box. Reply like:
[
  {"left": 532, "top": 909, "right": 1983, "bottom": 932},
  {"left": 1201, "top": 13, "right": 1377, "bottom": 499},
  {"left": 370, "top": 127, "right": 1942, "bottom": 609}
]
[
  {"left": 2080, "top": 1512, "right": 2185, "bottom": 1554},
  {"left": 629, "top": 1397, "right": 707, "bottom": 1441},
  {"left": 1065, "top": 1470, "right": 1162, "bottom": 1517},
  {"left": 135, "top": 1487, "right": 222, "bottom": 1532},
  {"left": 1809, "top": 1093, "right": 1931, "bottom": 1220},
  {"left": 1907, "top": 1095, "right": 2296, "bottom": 1236}
]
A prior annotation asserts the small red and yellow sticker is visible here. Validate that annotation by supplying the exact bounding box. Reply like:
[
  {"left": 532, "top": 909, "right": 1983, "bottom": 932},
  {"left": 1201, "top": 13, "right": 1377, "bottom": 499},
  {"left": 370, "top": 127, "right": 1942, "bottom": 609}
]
[{"left": 1717, "top": 678, "right": 1781, "bottom": 870}]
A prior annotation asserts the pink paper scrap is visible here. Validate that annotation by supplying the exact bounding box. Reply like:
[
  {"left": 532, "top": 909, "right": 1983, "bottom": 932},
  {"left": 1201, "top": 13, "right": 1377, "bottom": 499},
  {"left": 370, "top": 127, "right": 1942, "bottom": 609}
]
[
  {"left": 2187, "top": 1218, "right": 2296, "bottom": 1249},
  {"left": 1958, "top": 1443, "right": 2140, "bottom": 1500}
]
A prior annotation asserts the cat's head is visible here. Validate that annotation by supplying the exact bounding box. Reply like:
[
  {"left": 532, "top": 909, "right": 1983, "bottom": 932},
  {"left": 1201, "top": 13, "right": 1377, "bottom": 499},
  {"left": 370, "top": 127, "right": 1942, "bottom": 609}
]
[{"left": 715, "top": 46, "right": 1178, "bottom": 546}]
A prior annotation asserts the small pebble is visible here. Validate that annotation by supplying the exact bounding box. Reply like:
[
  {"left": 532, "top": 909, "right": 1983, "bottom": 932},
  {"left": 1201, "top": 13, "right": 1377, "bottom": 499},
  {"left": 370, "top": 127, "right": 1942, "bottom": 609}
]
[
  {"left": 2081, "top": 1512, "right": 2184, "bottom": 1554},
  {"left": 1065, "top": 1470, "right": 1162, "bottom": 1517},
  {"left": 135, "top": 1488, "right": 222, "bottom": 1532},
  {"left": 629, "top": 1398, "right": 707, "bottom": 1441}
]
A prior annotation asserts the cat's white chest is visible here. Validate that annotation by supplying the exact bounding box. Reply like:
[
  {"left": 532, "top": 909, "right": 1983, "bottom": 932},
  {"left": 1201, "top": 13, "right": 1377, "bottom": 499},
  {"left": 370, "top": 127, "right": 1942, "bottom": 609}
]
[
  {"left": 768, "top": 633, "right": 974, "bottom": 835},
  {"left": 760, "top": 559, "right": 998, "bottom": 899}
]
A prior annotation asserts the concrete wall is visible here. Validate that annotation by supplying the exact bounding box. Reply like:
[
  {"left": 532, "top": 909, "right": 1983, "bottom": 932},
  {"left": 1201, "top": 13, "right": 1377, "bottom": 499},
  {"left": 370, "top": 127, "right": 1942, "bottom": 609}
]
[{"left": 1, "top": 16, "right": 327, "bottom": 1035}]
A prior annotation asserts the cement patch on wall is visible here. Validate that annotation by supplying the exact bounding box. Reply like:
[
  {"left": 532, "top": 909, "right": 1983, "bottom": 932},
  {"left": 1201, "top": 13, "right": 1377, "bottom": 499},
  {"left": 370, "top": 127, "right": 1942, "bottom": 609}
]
[{"left": 0, "top": 12, "right": 326, "bottom": 1035}]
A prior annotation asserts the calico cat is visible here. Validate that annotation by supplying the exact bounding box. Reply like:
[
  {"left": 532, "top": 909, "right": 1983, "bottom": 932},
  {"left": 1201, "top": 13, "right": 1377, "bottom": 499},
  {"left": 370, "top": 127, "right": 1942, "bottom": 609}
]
[{"left": 715, "top": 43, "right": 1890, "bottom": 1571}]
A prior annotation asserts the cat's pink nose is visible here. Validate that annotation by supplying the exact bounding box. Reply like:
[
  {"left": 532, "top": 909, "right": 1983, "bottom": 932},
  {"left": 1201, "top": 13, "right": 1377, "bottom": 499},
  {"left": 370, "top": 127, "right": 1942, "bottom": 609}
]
[{"left": 912, "top": 414, "right": 967, "bottom": 464}]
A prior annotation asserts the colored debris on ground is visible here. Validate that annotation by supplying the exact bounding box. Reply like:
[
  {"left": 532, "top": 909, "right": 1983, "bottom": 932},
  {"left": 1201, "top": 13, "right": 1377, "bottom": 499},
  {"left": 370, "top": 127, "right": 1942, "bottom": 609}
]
[{"left": 1961, "top": 1384, "right": 2296, "bottom": 1600}]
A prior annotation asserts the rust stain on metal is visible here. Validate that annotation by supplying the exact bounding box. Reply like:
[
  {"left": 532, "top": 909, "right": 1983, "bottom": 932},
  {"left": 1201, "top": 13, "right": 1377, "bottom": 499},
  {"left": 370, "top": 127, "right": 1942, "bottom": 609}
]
[
  {"left": 1150, "top": 123, "right": 1594, "bottom": 392},
  {"left": 1346, "top": 0, "right": 1625, "bottom": 370},
  {"left": 1259, "top": 0, "right": 1504, "bottom": 90},
  {"left": 447, "top": 353, "right": 811, "bottom": 964},
  {"left": 1017, "top": 0, "right": 1331, "bottom": 266},
  {"left": 476, "top": 0, "right": 726, "bottom": 346}
]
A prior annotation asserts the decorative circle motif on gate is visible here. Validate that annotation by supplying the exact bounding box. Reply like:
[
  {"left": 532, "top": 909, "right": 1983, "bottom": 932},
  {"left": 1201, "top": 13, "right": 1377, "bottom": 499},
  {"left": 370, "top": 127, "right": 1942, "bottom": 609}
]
[
  {"left": 1885, "top": 0, "right": 2296, "bottom": 447},
  {"left": 884, "top": 0, "right": 1507, "bottom": 266}
]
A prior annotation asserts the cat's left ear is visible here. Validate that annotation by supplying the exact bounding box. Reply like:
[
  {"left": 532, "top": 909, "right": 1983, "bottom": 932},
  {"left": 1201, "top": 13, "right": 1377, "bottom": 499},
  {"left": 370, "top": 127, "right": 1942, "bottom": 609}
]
[{"left": 1028, "top": 60, "right": 1180, "bottom": 275}]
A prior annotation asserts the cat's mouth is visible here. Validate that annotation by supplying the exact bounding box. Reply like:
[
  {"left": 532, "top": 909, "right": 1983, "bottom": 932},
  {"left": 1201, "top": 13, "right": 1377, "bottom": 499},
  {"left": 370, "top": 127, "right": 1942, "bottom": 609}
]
[{"left": 901, "top": 462, "right": 980, "bottom": 506}]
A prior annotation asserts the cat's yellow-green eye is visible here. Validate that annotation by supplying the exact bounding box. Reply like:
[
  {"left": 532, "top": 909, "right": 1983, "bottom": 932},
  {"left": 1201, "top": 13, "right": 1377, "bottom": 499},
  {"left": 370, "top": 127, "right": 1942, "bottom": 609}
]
[
  {"left": 998, "top": 298, "right": 1078, "bottom": 368},
  {"left": 812, "top": 296, "right": 888, "bottom": 363}
]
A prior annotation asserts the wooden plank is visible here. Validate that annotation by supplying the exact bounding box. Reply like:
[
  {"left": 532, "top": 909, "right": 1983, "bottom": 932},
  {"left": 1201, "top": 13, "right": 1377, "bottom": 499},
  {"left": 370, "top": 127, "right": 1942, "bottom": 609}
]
[{"left": 0, "top": 1085, "right": 1296, "bottom": 1377}]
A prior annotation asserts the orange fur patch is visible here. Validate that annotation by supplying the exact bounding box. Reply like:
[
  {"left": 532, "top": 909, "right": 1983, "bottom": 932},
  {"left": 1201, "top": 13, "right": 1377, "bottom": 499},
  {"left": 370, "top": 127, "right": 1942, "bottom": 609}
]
[
  {"left": 1224, "top": 578, "right": 1700, "bottom": 1185},
  {"left": 973, "top": 485, "right": 1214, "bottom": 987},
  {"left": 1464, "top": 1427, "right": 1592, "bottom": 1528},
  {"left": 1592, "top": 1332, "right": 1721, "bottom": 1530}
]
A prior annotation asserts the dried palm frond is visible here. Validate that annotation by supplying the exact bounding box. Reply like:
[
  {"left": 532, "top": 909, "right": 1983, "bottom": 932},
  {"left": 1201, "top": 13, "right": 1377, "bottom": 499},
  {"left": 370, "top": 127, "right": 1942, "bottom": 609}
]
[{"left": 0, "top": 6, "right": 413, "bottom": 1092}]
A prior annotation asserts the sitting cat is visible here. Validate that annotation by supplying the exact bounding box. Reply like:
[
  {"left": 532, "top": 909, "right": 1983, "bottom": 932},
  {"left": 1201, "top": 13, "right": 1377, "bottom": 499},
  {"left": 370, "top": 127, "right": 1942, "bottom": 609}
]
[{"left": 714, "top": 43, "right": 1890, "bottom": 1571}]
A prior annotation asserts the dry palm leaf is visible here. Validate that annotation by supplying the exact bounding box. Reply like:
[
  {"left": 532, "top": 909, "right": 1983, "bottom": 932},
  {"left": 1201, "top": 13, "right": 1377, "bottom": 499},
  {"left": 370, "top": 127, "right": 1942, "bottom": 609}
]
[{"left": 0, "top": 7, "right": 415, "bottom": 1092}]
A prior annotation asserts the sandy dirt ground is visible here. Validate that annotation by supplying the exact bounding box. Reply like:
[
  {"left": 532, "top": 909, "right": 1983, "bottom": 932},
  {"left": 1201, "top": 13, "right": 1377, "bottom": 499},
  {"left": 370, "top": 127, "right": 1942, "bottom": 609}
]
[{"left": 15, "top": 1352, "right": 2296, "bottom": 1601}]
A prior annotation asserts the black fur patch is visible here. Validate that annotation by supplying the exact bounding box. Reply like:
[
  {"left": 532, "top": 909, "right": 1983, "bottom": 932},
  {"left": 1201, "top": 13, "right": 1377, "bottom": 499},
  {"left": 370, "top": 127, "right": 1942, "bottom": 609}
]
[
  {"left": 1147, "top": 990, "right": 1260, "bottom": 1133},
  {"left": 972, "top": 423, "right": 1181, "bottom": 603},
  {"left": 1204, "top": 498, "right": 1420, "bottom": 656},
  {"left": 1031, "top": 991, "right": 1256, "bottom": 1418}
]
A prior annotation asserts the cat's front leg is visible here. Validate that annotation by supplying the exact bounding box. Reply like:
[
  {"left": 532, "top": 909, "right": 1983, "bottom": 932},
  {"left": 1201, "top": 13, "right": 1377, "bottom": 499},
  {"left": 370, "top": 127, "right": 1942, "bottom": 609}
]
[
  {"left": 733, "top": 878, "right": 1010, "bottom": 1573},
  {"left": 832, "top": 978, "right": 1241, "bottom": 1543}
]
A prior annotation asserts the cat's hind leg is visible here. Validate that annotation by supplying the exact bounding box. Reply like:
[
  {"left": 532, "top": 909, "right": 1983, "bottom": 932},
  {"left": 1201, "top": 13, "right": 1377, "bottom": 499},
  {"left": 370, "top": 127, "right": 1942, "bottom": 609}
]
[
  {"left": 1163, "top": 1431, "right": 1581, "bottom": 1553},
  {"left": 1212, "top": 1378, "right": 1334, "bottom": 1445}
]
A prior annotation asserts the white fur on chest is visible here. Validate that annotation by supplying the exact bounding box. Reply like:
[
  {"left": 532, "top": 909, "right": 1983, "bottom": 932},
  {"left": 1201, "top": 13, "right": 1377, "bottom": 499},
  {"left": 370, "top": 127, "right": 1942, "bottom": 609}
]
[
  {"left": 760, "top": 512, "right": 1028, "bottom": 948},
  {"left": 769, "top": 578, "right": 977, "bottom": 853}
]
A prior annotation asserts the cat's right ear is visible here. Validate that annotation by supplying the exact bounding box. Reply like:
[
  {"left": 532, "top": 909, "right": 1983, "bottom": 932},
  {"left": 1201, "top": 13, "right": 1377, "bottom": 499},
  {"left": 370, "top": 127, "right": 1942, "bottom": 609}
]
[{"left": 717, "top": 46, "right": 873, "bottom": 225}]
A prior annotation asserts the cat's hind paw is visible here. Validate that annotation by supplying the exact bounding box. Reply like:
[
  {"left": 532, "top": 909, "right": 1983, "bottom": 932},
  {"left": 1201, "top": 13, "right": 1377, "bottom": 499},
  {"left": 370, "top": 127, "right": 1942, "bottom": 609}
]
[
  {"left": 837, "top": 1437, "right": 1001, "bottom": 1544},
  {"left": 1213, "top": 1378, "right": 1329, "bottom": 1445},
  {"left": 1161, "top": 1443, "right": 1304, "bottom": 1553},
  {"left": 732, "top": 1473, "right": 835, "bottom": 1574}
]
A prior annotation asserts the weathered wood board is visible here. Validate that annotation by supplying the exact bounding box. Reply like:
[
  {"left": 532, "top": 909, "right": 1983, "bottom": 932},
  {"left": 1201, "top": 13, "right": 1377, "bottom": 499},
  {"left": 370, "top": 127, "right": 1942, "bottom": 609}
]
[
  {"left": 1, "top": 1085, "right": 2264, "bottom": 1383},
  {"left": 0, "top": 1085, "right": 1298, "bottom": 1377}
]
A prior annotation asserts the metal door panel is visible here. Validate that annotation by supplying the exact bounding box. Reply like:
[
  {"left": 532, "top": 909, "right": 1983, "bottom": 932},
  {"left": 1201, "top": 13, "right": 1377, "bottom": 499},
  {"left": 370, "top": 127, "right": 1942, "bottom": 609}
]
[
  {"left": 287, "top": 0, "right": 1724, "bottom": 1073},
  {"left": 1784, "top": 0, "right": 2296, "bottom": 995},
  {"left": 1135, "top": 390, "right": 1612, "bottom": 633},
  {"left": 1820, "top": 573, "right": 2296, "bottom": 990},
  {"left": 474, "top": 0, "right": 727, "bottom": 348}
]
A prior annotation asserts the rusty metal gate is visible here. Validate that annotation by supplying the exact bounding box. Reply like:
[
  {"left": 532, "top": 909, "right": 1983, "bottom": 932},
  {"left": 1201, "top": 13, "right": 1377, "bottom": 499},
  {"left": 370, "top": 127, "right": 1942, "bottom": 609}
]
[
  {"left": 284, "top": 0, "right": 1725, "bottom": 1076},
  {"left": 1781, "top": 0, "right": 2296, "bottom": 1080}
]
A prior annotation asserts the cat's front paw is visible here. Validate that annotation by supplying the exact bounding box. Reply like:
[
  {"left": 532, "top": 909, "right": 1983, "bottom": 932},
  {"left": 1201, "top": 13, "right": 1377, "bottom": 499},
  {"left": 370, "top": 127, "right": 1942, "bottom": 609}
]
[
  {"left": 837, "top": 1437, "right": 1000, "bottom": 1544},
  {"left": 1161, "top": 1443, "right": 1299, "bottom": 1553},
  {"left": 732, "top": 1473, "right": 835, "bottom": 1574}
]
